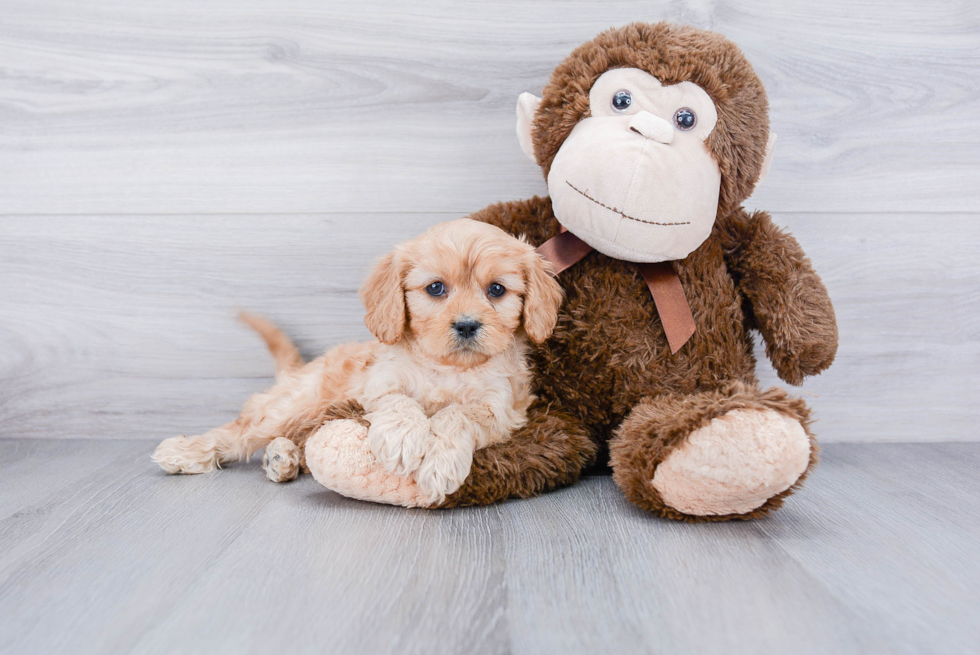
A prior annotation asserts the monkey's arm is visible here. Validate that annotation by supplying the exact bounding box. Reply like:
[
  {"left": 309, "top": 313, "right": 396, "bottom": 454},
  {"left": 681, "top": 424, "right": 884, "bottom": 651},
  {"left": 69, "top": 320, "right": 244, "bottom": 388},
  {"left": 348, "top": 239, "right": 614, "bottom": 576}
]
[
  {"left": 438, "top": 400, "right": 597, "bottom": 507},
  {"left": 720, "top": 210, "right": 838, "bottom": 386}
]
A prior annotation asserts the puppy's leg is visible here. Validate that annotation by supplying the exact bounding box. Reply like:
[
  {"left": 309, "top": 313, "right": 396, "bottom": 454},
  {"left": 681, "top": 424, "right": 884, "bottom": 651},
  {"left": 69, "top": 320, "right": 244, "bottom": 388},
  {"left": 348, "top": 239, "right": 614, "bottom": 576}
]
[
  {"left": 154, "top": 425, "right": 235, "bottom": 475},
  {"left": 258, "top": 399, "right": 364, "bottom": 482},
  {"left": 153, "top": 362, "right": 328, "bottom": 475},
  {"left": 363, "top": 394, "right": 430, "bottom": 476},
  {"left": 414, "top": 404, "right": 494, "bottom": 504}
]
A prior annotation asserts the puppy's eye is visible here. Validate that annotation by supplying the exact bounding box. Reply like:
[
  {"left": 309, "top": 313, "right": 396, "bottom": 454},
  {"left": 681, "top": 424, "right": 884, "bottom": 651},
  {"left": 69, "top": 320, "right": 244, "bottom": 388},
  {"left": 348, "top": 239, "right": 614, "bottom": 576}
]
[
  {"left": 487, "top": 283, "right": 506, "bottom": 298},
  {"left": 611, "top": 90, "right": 632, "bottom": 112},
  {"left": 426, "top": 281, "right": 446, "bottom": 297},
  {"left": 673, "top": 107, "right": 697, "bottom": 130}
]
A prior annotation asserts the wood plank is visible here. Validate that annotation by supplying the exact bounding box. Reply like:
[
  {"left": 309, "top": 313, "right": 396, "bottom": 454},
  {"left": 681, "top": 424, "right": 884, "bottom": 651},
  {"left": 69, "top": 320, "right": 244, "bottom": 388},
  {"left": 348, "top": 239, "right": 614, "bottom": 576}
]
[
  {"left": 756, "top": 443, "right": 980, "bottom": 654},
  {"left": 500, "top": 443, "right": 980, "bottom": 654},
  {"left": 0, "top": 451, "right": 277, "bottom": 654},
  {"left": 1, "top": 213, "right": 976, "bottom": 443},
  {"left": 1, "top": 439, "right": 977, "bottom": 654},
  {"left": 0, "top": 0, "right": 976, "bottom": 215},
  {"left": 129, "top": 492, "right": 507, "bottom": 655},
  {"left": 0, "top": 438, "right": 149, "bottom": 517},
  {"left": 498, "top": 478, "right": 890, "bottom": 654},
  {"left": 0, "top": 439, "right": 506, "bottom": 655}
]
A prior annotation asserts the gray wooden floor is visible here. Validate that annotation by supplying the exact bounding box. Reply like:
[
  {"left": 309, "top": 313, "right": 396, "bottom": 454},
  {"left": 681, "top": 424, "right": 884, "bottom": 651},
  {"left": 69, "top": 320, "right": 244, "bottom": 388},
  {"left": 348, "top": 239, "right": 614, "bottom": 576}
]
[{"left": 0, "top": 439, "right": 977, "bottom": 655}]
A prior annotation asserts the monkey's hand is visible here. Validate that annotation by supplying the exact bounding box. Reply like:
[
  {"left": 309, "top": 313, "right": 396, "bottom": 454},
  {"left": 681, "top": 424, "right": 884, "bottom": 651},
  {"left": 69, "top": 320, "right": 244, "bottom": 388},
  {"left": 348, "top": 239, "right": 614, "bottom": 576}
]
[{"left": 721, "top": 210, "right": 838, "bottom": 386}]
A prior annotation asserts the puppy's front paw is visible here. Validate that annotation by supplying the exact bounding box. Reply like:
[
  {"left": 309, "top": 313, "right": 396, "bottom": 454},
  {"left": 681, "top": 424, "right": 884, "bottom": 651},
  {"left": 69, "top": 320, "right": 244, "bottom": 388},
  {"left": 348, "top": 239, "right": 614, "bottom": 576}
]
[
  {"left": 365, "top": 408, "right": 430, "bottom": 476},
  {"left": 415, "top": 438, "right": 473, "bottom": 506}
]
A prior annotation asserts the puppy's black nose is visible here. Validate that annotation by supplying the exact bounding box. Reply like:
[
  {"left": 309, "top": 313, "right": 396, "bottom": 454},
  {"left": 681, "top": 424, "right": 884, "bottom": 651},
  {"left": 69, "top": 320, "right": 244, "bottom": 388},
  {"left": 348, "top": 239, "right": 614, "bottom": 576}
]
[{"left": 453, "top": 318, "right": 482, "bottom": 339}]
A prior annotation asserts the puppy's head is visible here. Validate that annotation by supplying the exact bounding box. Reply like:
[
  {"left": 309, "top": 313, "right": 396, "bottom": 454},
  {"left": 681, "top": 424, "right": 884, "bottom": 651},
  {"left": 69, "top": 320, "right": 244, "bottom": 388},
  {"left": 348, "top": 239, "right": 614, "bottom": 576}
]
[{"left": 360, "top": 218, "right": 563, "bottom": 367}]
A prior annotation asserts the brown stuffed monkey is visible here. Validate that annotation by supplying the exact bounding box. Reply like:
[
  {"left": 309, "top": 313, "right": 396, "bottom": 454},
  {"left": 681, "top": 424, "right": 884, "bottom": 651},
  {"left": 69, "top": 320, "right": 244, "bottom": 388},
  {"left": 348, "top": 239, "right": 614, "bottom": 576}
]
[
  {"left": 439, "top": 22, "right": 838, "bottom": 521},
  {"left": 307, "top": 22, "right": 838, "bottom": 521}
]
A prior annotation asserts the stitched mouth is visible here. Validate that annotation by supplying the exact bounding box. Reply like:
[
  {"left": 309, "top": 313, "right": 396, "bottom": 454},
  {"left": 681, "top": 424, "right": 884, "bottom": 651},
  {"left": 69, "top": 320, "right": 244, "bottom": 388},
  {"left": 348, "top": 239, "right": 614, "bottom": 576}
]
[{"left": 565, "top": 181, "right": 691, "bottom": 226}]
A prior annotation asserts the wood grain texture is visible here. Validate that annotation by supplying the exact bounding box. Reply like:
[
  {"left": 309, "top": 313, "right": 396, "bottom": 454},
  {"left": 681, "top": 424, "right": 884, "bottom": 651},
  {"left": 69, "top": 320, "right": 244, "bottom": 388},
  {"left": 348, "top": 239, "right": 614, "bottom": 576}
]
[
  {"left": 0, "top": 439, "right": 977, "bottom": 654},
  {"left": 1, "top": 213, "right": 977, "bottom": 443},
  {"left": 0, "top": 0, "right": 977, "bottom": 214}
]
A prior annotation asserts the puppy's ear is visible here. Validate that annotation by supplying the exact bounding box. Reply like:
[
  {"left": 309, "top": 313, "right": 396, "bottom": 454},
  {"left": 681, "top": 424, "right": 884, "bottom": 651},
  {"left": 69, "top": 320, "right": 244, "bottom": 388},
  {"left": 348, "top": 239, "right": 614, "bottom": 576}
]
[
  {"left": 360, "top": 250, "right": 407, "bottom": 345},
  {"left": 522, "top": 251, "right": 564, "bottom": 343}
]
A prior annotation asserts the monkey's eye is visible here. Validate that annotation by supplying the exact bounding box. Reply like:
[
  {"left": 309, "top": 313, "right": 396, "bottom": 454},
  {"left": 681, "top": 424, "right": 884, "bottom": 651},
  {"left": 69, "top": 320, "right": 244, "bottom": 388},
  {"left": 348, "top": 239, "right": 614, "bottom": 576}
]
[
  {"left": 426, "top": 281, "right": 446, "bottom": 297},
  {"left": 611, "top": 90, "right": 632, "bottom": 112},
  {"left": 673, "top": 108, "right": 697, "bottom": 130},
  {"left": 487, "top": 283, "right": 506, "bottom": 298}
]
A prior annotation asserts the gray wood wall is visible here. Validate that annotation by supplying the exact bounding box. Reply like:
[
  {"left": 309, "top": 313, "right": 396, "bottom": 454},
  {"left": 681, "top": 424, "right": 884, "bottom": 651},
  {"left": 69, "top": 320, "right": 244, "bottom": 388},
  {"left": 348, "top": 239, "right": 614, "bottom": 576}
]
[{"left": 1, "top": 0, "right": 977, "bottom": 443}]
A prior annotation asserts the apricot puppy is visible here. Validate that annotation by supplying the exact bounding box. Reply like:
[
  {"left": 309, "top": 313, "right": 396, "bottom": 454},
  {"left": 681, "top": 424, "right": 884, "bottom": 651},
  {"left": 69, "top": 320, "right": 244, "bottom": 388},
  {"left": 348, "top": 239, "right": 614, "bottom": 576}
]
[{"left": 153, "top": 219, "right": 563, "bottom": 503}]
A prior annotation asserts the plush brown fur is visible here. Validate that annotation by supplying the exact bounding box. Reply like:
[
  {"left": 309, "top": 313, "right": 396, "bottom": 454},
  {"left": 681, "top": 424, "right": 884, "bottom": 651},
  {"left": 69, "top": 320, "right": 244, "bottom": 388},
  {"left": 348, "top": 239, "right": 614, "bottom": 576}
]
[
  {"left": 608, "top": 381, "right": 819, "bottom": 522},
  {"left": 439, "top": 23, "right": 837, "bottom": 520},
  {"left": 441, "top": 403, "right": 598, "bottom": 507}
]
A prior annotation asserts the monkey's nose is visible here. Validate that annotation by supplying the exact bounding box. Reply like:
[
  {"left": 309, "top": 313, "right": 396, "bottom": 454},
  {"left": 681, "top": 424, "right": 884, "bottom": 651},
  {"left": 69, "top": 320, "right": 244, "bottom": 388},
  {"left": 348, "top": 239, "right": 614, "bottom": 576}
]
[
  {"left": 629, "top": 111, "right": 674, "bottom": 145},
  {"left": 453, "top": 318, "right": 482, "bottom": 340}
]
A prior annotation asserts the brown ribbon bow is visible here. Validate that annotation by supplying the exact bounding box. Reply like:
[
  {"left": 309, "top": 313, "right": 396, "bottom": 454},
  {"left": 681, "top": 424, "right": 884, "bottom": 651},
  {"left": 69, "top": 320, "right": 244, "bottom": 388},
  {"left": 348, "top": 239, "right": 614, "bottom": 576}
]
[{"left": 536, "top": 230, "right": 696, "bottom": 354}]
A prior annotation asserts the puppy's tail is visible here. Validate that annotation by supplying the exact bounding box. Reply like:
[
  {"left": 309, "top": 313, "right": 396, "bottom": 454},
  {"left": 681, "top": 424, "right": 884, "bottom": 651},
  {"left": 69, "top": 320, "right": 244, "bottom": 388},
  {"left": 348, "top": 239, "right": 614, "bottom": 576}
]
[{"left": 238, "top": 312, "right": 305, "bottom": 375}]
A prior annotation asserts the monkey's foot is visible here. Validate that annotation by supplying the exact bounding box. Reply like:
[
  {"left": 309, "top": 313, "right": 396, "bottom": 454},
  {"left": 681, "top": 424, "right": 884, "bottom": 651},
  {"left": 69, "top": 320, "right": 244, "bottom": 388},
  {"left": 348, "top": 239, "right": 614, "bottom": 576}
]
[
  {"left": 305, "top": 419, "right": 431, "bottom": 508},
  {"left": 610, "top": 384, "right": 817, "bottom": 520},
  {"left": 652, "top": 409, "right": 810, "bottom": 516}
]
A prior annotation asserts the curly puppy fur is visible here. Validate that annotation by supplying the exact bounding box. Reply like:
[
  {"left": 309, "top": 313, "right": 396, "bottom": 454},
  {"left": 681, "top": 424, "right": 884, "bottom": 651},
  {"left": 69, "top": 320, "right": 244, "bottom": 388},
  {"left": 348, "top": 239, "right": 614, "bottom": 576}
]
[
  {"left": 153, "top": 218, "right": 563, "bottom": 505},
  {"left": 440, "top": 23, "right": 837, "bottom": 520}
]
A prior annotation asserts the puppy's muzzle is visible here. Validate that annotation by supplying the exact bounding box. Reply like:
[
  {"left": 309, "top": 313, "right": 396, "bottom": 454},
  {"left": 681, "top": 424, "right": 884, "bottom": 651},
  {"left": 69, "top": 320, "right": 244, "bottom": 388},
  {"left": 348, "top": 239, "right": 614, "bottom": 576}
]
[{"left": 452, "top": 317, "right": 482, "bottom": 340}]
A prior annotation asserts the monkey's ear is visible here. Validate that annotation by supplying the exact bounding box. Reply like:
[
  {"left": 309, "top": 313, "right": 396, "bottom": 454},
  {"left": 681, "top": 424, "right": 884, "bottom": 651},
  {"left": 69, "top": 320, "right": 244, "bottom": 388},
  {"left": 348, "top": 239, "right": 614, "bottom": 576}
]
[
  {"left": 754, "top": 132, "right": 777, "bottom": 191},
  {"left": 516, "top": 92, "right": 542, "bottom": 163}
]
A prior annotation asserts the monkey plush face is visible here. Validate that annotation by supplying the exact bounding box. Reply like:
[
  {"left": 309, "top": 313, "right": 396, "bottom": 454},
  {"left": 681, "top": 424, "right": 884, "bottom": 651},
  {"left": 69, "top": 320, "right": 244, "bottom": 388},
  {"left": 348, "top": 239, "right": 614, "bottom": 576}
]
[
  {"left": 515, "top": 23, "right": 777, "bottom": 264},
  {"left": 545, "top": 68, "right": 721, "bottom": 263}
]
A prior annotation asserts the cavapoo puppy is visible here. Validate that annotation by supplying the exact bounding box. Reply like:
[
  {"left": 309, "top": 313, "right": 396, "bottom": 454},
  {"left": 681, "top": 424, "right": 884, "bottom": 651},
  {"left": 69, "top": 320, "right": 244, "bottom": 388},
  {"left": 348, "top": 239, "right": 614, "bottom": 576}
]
[{"left": 153, "top": 218, "right": 563, "bottom": 503}]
